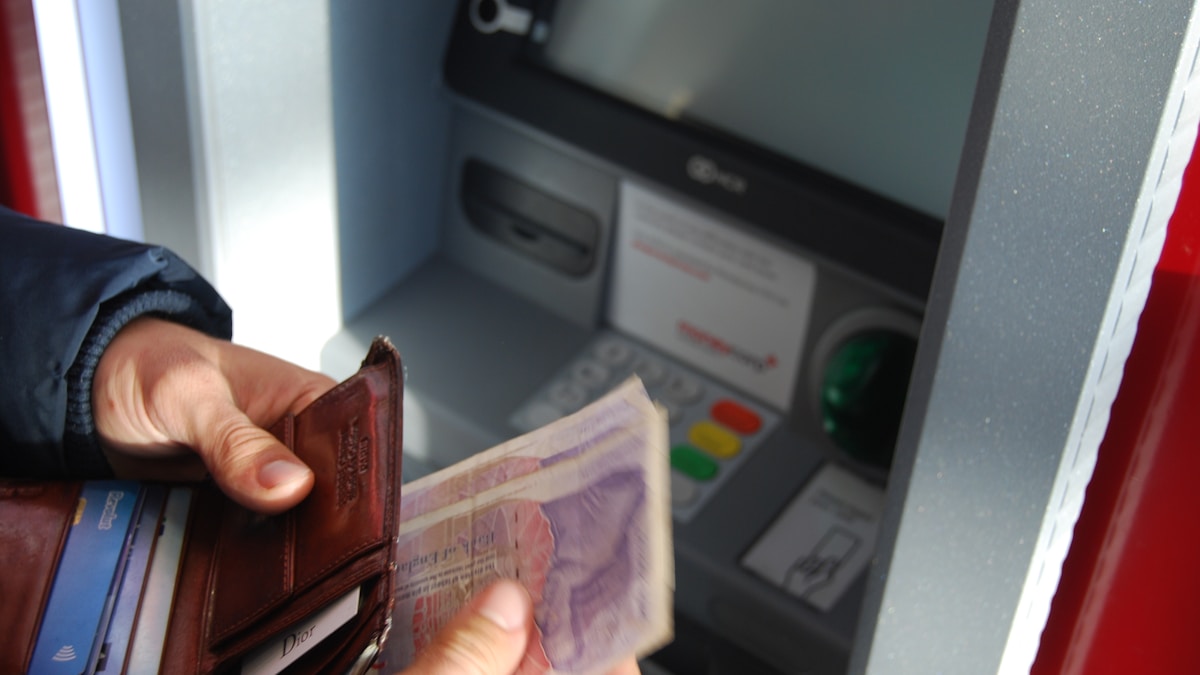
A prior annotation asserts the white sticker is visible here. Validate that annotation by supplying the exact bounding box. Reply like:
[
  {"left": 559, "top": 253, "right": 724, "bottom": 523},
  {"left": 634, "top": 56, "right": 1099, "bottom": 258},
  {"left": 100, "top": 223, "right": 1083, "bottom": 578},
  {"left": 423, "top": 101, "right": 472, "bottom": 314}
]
[
  {"left": 608, "top": 182, "right": 815, "bottom": 409},
  {"left": 241, "top": 586, "right": 361, "bottom": 675},
  {"left": 741, "top": 464, "right": 885, "bottom": 611}
]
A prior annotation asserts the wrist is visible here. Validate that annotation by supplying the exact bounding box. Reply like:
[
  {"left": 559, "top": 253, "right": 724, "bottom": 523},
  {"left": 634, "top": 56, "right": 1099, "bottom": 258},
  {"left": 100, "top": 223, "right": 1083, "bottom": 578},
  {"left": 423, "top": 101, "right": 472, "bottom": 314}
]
[{"left": 65, "top": 290, "right": 228, "bottom": 478}]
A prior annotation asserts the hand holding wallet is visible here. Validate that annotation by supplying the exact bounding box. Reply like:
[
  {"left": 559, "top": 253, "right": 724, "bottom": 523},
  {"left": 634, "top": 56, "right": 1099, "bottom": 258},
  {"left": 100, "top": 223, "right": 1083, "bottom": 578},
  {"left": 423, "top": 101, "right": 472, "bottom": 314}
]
[{"left": 0, "top": 337, "right": 404, "bottom": 675}]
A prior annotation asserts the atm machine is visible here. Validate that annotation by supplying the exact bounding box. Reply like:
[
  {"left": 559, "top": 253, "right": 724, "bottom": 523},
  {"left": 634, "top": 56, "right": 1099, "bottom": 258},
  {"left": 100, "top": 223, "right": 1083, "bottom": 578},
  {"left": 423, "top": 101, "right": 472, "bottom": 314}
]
[
  {"left": 323, "top": 1, "right": 990, "bottom": 672},
  {"left": 317, "top": 1, "right": 1199, "bottom": 674},
  {"left": 8, "top": 0, "right": 1189, "bottom": 672}
]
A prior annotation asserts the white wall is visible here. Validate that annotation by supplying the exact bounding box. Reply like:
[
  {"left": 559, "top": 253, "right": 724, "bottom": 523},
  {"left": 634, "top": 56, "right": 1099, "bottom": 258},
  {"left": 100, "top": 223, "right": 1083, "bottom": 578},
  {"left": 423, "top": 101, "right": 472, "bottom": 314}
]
[{"left": 177, "top": 0, "right": 341, "bottom": 369}]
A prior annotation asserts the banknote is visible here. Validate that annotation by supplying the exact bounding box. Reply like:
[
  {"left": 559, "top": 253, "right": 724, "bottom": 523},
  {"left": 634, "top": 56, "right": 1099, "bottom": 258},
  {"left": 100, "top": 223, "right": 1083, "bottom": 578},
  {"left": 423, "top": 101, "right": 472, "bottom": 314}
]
[
  {"left": 383, "top": 378, "right": 673, "bottom": 675},
  {"left": 398, "top": 380, "right": 656, "bottom": 522}
]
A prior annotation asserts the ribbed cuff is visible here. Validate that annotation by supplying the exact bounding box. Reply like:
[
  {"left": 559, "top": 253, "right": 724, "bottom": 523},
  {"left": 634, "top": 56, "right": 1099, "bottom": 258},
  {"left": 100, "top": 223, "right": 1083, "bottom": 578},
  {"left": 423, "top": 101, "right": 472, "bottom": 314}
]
[{"left": 63, "top": 289, "right": 227, "bottom": 478}]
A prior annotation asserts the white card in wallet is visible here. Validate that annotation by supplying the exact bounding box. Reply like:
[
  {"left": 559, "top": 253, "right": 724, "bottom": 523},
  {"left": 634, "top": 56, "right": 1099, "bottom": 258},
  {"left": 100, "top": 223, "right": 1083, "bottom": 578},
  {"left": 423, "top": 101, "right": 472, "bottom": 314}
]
[{"left": 241, "top": 586, "right": 361, "bottom": 675}]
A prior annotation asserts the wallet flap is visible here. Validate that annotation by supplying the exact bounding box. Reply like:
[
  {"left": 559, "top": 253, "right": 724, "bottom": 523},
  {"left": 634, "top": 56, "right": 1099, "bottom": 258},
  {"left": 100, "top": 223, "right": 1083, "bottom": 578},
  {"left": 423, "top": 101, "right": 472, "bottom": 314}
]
[
  {"left": 208, "top": 340, "right": 402, "bottom": 646},
  {"left": 159, "top": 336, "right": 403, "bottom": 674}
]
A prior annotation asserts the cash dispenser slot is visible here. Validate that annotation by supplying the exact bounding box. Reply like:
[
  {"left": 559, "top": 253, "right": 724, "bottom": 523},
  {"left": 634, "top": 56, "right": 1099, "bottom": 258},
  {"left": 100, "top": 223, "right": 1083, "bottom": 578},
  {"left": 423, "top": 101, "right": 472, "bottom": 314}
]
[{"left": 461, "top": 158, "right": 599, "bottom": 276}]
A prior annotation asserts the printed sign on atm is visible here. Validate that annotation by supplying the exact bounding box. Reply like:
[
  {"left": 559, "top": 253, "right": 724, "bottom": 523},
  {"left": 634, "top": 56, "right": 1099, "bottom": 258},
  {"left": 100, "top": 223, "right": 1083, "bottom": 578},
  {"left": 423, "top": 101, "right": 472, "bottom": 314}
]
[{"left": 608, "top": 182, "right": 816, "bottom": 410}]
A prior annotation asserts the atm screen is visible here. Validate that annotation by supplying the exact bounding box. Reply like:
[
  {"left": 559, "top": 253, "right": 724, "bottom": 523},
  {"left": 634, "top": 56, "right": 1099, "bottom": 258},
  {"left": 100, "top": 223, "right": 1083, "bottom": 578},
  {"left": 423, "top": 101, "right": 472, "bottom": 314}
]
[{"left": 532, "top": 0, "right": 991, "bottom": 220}]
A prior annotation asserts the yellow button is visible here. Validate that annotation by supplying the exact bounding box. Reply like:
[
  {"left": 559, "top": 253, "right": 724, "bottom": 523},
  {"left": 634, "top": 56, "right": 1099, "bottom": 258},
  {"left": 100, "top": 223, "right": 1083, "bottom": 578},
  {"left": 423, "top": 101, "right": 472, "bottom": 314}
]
[{"left": 688, "top": 421, "right": 742, "bottom": 459}]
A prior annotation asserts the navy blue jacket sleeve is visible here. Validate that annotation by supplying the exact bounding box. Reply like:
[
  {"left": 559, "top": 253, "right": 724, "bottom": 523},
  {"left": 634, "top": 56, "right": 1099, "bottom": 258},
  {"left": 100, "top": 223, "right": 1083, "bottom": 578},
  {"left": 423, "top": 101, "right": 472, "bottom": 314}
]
[{"left": 0, "top": 206, "right": 233, "bottom": 479}]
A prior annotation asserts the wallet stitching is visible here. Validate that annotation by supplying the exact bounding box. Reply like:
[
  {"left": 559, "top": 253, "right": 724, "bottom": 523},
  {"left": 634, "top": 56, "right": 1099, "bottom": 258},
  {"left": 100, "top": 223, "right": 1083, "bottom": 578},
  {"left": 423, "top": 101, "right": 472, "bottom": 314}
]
[
  {"left": 380, "top": 354, "right": 401, "bottom": 637},
  {"left": 285, "top": 504, "right": 296, "bottom": 600},
  {"left": 211, "top": 522, "right": 391, "bottom": 641},
  {"left": 214, "top": 544, "right": 391, "bottom": 644}
]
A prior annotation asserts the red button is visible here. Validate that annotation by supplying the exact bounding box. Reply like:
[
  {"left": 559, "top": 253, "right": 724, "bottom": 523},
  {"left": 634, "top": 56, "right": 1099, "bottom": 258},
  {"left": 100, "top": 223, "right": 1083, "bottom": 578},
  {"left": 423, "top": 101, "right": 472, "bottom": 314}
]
[{"left": 711, "top": 399, "right": 762, "bottom": 435}]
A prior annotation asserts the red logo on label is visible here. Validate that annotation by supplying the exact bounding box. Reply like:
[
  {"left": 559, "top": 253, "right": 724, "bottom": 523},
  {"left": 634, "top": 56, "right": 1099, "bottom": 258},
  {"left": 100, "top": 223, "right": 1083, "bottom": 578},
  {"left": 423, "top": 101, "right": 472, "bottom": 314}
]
[{"left": 677, "top": 320, "right": 778, "bottom": 373}]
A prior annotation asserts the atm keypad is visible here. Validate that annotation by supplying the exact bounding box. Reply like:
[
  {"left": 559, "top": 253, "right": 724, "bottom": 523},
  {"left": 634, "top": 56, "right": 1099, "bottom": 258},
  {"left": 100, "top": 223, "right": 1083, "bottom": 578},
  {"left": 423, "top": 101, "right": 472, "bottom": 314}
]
[{"left": 511, "top": 331, "right": 779, "bottom": 522}]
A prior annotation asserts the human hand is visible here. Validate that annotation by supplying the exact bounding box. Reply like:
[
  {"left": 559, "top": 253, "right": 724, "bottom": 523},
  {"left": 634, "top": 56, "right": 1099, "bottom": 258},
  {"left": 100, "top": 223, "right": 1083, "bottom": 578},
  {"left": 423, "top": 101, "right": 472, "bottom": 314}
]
[
  {"left": 92, "top": 317, "right": 336, "bottom": 514},
  {"left": 401, "top": 579, "right": 641, "bottom": 675},
  {"left": 94, "top": 321, "right": 644, "bottom": 675}
]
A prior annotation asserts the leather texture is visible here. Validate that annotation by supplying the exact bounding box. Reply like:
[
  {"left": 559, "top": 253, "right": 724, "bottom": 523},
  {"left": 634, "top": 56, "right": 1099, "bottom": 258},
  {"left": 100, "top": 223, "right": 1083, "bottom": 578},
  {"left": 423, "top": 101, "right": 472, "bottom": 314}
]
[
  {"left": 0, "top": 337, "right": 403, "bottom": 675},
  {"left": 0, "top": 481, "right": 84, "bottom": 674}
]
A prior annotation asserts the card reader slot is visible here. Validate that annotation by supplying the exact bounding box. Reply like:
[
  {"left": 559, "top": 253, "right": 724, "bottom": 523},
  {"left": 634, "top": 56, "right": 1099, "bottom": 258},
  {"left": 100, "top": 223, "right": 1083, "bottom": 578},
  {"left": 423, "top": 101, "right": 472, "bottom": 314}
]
[{"left": 462, "top": 158, "right": 599, "bottom": 276}]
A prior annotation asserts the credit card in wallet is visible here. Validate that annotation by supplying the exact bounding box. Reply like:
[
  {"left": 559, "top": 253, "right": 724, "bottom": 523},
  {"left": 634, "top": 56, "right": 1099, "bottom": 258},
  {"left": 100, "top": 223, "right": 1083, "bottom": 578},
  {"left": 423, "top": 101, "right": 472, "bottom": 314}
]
[
  {"left": 93, "top": 484, "right": 167, "bottom": 673},
  {"left": 240, "top": 586, "right": 362, "bottom": 675},
  {"left": 124, "top": 485, "right": 193, "bottom": 673},
  {"left": 83, "top": 484, "right": 151, "bottom": 675},
  {"left": 28, "top": 481, "right": 142, "bottom": 674}
]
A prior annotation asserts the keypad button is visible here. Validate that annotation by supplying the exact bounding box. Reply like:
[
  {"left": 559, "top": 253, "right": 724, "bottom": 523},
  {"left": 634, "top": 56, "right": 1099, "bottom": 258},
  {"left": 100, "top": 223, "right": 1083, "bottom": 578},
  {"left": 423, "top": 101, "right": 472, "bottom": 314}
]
[
  {"left": 671, "top": 445, "right": 719, "bottom": 480},
  {"left": 547, "top": 380, "right": 588, "bottom": 410},
  {"left": 662, "top": 373, "right": 704, "bottom": 404},
  {"left": 570, "top": 360, "right": 611, "bottom": 390},
  {"left": 659, "top": 400, "right": 687, "bottom": 427},
  {"left": 633, "top": 357, "right": 668, "bottom": 387},
  {"left": 520, "top": 401, "right": 564, "bottom": 430},
  {"left": 671, "top": 471, "right": 700, "bottom": 507},
  {"left": 509, "top": 331, "right": 779, "bottom": 524},
  {"left": 688, "top": 420, "right": 742, "bottom": 459},
  {"left": 711, "top": 399, "right": 763, "bottom": 435},
  {"left": 593, "top": 339, "right": 634, "bottom": 367}
]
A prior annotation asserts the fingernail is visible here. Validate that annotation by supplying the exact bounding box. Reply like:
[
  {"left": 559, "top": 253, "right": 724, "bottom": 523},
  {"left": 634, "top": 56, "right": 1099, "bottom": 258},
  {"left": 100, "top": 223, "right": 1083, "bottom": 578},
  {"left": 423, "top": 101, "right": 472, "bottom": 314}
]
[
  {"left": 476, "top": 580, "right": 530, "bottom": 632},
  {"left": 258, "top": 458, "right": 310, "bottom": 490}
]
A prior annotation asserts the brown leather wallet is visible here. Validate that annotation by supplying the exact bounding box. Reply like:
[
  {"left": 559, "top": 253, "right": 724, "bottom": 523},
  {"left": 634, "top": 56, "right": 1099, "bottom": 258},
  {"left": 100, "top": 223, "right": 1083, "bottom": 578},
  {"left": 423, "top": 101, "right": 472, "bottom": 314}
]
[{"left": 0, "top": 337, "right": 403, "bottom": 675}]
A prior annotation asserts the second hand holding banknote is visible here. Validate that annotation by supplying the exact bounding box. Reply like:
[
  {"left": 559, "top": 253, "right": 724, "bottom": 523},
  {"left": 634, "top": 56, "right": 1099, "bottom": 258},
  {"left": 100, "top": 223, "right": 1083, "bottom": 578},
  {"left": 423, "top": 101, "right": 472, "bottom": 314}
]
[{"left": 383, "top": 377, "right": 674, "bottom": 675}]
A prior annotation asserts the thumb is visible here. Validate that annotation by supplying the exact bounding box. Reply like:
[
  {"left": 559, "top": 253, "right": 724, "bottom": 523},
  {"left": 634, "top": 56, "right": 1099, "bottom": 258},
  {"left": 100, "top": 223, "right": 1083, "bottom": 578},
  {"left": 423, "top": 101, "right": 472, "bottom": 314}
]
[
  {"left": 403, "top": 580, "right": 533, "bottom": 675},
  {"left": 194, "top": 403, "right": 314, "bottom": 514}
]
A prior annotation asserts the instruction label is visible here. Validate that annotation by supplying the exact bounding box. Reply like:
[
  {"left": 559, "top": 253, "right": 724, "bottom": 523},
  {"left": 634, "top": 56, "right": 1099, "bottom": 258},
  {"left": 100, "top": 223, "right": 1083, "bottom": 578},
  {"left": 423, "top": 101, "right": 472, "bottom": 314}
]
[
  {"left": 608, "top": 182, "right": 815, "bottom": 410},
  {"left": 741, "top": 463, "right": 885, "bottom": 611}
]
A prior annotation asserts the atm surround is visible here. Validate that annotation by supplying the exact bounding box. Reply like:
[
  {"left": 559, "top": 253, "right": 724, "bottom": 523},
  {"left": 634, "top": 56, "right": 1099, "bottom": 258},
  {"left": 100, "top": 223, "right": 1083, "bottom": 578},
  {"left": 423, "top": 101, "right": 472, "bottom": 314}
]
[{"left": 442, "top": 0, "right": 966, "bottom": 304}]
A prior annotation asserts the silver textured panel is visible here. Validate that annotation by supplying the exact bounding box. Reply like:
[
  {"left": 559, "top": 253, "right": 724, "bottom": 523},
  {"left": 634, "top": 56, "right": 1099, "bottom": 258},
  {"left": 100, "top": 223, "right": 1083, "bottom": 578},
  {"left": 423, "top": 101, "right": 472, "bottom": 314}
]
[{"left": 853, "top": 1, "right": 1200, "bottom": 674}]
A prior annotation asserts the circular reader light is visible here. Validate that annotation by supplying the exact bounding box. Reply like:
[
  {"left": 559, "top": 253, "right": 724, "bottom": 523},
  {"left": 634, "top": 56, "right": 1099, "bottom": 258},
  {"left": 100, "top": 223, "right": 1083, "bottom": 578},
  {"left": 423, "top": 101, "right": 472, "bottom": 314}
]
[{"left": 815, "top": 309, "right": 919, "bottom": 469}]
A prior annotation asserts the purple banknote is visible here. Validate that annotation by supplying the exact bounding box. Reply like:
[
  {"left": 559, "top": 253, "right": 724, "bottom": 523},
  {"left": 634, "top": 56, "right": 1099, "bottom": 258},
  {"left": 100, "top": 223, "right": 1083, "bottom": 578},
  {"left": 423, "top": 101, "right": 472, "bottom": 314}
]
[{"left": 384, "top": 378, "right": 673, "bottom": 675}]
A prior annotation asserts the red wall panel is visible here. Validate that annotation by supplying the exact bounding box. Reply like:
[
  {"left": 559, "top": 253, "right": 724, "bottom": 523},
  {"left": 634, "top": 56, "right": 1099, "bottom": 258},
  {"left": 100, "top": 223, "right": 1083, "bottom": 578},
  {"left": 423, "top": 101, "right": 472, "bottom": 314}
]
[
  {"left": 1032, "top": 138, "right": 1200, "bottom": 672},
  {"left": 0, "top": 0, "right": 59, "bottom": 220}
]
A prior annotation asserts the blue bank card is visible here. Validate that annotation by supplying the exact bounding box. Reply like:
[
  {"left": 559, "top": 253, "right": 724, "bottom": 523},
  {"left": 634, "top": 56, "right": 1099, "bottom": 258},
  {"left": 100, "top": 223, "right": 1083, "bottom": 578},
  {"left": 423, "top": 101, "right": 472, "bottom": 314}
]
[
  {"left": 29, "top": 480, "right": 142, "bottom": 674},
  {"left": 93, "top": 484, "right": 166, "bottom": 673}
]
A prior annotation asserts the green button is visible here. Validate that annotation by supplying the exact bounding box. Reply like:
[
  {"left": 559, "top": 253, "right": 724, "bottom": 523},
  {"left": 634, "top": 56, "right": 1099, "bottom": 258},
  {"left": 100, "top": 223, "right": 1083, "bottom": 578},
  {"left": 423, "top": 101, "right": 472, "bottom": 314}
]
[{"left": 671, "top": 445, "right": 719, "bottom": 481}]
